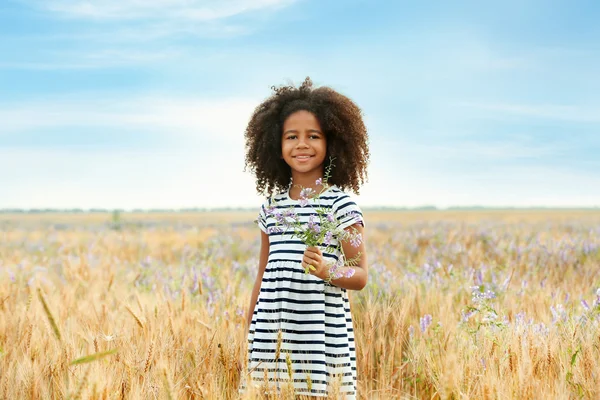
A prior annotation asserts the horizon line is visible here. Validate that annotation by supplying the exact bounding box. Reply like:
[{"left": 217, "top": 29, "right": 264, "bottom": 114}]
[{"left": 1, "top": 206, "right": 598, "bottom": 213}]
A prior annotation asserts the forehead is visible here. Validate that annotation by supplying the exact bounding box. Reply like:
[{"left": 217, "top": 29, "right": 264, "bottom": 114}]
[{"left": 283, "top": 110, "right": 321, "bottom": 129}]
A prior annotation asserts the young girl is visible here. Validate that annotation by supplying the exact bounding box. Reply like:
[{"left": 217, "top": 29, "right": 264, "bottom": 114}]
[{"left": 240, "top": 77, "right": 370, "bottom": 399}]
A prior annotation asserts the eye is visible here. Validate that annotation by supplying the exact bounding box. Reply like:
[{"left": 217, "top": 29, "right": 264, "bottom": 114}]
[
  {"left": 310, "top": 134, "right": 320, "bottom": 139},
  {"left": 287, "top": 135, "right": 297, "bottom": 140}
]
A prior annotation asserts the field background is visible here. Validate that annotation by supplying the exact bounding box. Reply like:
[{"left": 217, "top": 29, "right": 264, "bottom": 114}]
[{"left": 1, "top": 210, "right": 599, "bottom": 399}]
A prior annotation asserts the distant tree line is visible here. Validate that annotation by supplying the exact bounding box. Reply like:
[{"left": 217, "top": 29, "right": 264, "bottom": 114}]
[{"left": 0, "top": 205, "right": 597, "bottom": 214}]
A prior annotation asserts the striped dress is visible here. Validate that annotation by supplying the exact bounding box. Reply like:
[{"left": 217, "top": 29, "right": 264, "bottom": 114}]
[{"left": 240, "top": 185, "right": 364, "bottom": 399}]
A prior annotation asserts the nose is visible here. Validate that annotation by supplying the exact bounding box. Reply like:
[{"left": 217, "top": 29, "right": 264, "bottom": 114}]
[{"left": 296, "top": 136, "right": 309, "bottom": 148}]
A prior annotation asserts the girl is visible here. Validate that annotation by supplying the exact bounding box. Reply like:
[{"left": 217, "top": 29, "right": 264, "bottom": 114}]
[{"left": 241, "top": 77, "right": 370, "bottom": 399}]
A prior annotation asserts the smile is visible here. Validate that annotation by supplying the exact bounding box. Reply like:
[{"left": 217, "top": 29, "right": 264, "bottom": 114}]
[{"left": 293, "top": 155, "right": 314, "bottom": 159}]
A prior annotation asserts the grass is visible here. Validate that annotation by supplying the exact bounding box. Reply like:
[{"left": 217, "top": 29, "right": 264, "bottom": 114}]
[{"left": 0, "top": 210, "right": 599, "bottom": 399}]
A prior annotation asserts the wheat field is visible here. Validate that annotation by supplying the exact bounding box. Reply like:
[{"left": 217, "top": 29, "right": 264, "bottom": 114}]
[{"left": 0, "top": 210, "right": 599, "bottom": 399}]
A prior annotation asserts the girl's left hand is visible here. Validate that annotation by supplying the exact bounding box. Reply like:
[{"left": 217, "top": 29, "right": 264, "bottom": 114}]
[{"left": 302, "top": 246, "right": 326, "bottom": 279}]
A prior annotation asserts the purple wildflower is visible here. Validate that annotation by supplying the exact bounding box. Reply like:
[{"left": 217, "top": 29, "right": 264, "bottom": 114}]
[
  {"left": 420, "top": 314, "right": 433, "bottom": 333},
  {"left": 282, "top": 208, "right": 298, "bottom": 221},
  {"left": 349, "top": 233, "right": 362, "bottom": 248},
  {"left": 265, "top": 204, "right": 276, "bottom": 216},
  {"left": 344, "top": 268, "right": 355, "bottom": 278},
  {"left": 326, "top": 212, "right": 335, "bottom": 223},
  {"left": 475, "top": 270, "right": 483, "bottom": 286},
  {"left": 267, "top": 226, "right": 283, "bottom": 234},
  {"left": 461, "top": 310, "right": 475, "bottom": 322},
  {"left": 315, "top": 178, "right": 322, "bottom": 186},
  {"left": 327, "top": 258, "right": 344, "bottom": 280},
  {"left": 324, "top": 231, "right": 334, "bottom": 245},
  {"left": 190, "top": 268, "right": 199, "bottom": 294},
  {"left": 274, "top": 210, "right": 286, "bottom": 225},
  {"left": 307, "top": 216, "right": 321, "bottom": 234},
  {"left": 299, "top": 187, "right": 315, "bottom": 199},
  {"left": 408, "top": 325, "right": 415, "bottom": 339},
  {"left": 581, "top": 300, "right": 590, "bottom": 311}
]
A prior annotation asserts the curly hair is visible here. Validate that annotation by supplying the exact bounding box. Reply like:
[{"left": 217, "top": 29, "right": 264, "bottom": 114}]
[{"left": 244, "top": 77, "right": 369, "bottom": 196}]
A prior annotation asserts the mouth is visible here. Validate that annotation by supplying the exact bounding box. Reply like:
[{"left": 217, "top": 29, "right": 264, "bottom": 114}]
[{"left": 293, "top": 155, "right": 314, "bottom": 160}]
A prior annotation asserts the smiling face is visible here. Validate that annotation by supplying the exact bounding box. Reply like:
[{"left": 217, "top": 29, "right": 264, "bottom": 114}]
[{"left": 281, "top": 110, "right": 327, "bottom": 181}]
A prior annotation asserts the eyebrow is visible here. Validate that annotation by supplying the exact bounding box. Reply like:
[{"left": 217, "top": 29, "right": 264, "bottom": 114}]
[{"left": 283, "top": 129, "right": 323, "bottom": 135}]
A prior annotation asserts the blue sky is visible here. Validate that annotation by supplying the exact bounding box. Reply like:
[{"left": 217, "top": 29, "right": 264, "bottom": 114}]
[{"left": 1, "top": 0, "right": 599, "bottom": 209}]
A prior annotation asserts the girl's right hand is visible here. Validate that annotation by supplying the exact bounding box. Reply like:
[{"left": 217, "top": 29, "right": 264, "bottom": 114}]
[{"left": 302, "top": 246, "right": 326, "bottom": 279}]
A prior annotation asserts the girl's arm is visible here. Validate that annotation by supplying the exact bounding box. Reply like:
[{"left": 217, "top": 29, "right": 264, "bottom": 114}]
[
  {"left": 328, "top": 223, "right": 368, "bottom": 290},
  {"left": 246, "top": 231, "right": 270, "bottom": 331}
]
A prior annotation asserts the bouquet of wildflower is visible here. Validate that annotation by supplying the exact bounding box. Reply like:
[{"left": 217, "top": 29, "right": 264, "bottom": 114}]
[{"left": 264, "top": 160, "right": 363, "bottom": 283}]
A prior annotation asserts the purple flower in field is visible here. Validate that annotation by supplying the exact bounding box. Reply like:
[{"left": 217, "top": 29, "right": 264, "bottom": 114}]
[
  {"left": 550, "top": 304, "right": 567, "bottom": 324},
  {"left": 408, "top": 325, "right": 415, "bottom": 339},
  {"left": 581, "top": 300, "right": 590, "bottom": 311},
  {"left": 461, "top": 310, "right": 475, "bottom": 322},
  {"left": 190, "top": 268, "right": 199, "bottom": 293},
  {"left": 533, "top": 323, "right": 549, "bottom": 336},
  {"left": 471, "top": 288, "right": 496, "bottom": 304},
  {"left": 299, "top": 198, "right": 309, "bottom": 207},
  {"left": 475, "top": 270, "right": 483, "bottom": 286},
  {"left": 344, "top": 268, "right": 355, "bottom": 278},
  {"left": 324, "top": 231, "right": 334, "bottom": 245},
  {"left": 315, "top": 178, "right": 322, "bottom": 186},
  {"left": 420, "top": 314, "right": 433, "bottom": 333}
]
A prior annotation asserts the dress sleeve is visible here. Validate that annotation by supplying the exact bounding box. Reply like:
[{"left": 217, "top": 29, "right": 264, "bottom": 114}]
[
  {"left": 256, "top": 199, "right": 269, "bottom": 233},
  {"left": 333, "top": 194, "right": 364, "bottom": 231}
]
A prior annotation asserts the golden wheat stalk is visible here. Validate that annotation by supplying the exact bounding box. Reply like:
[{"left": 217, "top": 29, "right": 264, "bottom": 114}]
[
  {"left": 143, "top": 342, "right": 154, "bottom": 373},
  {"left": 70, "top": 349, "right": 118, "bottom": 365},
  {"left": 70, "top": 364, "right": 91, "bottom": 400},
  {"left": 162, "top": 367, "right": 175, "bottom": 400},
  {"left": 37, "top": 288, "right": 62, "bottom": 342},
  {"left": 125, "top": 305, "right": 145, "bottom": 329}
]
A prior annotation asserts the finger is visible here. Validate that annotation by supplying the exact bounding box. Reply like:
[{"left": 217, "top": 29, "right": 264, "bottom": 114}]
[
  {"left": 304, "top": 251, "right": 320, "bottom": 263},
  {"left": 303, "top": 254, "right": 320, "bottom": 266},
  {"left": 306, "top": 246, "right": 322, "bottom": 256},
  {"left": 302, "top": 261, "right": 316, "bottom": 273}
]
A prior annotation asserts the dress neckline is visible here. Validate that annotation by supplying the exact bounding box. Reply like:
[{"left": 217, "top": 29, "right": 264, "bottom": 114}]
[{"left": 286, "top": 184, "right": 335, "bottom": 201}]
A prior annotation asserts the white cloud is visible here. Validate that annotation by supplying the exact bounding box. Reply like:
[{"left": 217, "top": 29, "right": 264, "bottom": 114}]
[
  {"left": 455, "top": 101, "right": 600, "bottom": 123},
  {"left": 30, "top": 0, "right": 297, "bottom": 20},
  {"left": 0, "top": 147, "right": 260, "bottom": 209},
  {"left": 0, "top": 48, "right": 182, "bottom": 70},
  {"left": 0, "top": 94, "right": 260, "bottom": 141},
  {"left": 409, "top": 139, "right": 564, "bottom": 161}
]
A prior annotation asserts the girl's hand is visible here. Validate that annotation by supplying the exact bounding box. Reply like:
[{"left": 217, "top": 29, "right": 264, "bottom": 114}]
[{"left": 302, "top": 246, "right": 326, "bottom": 279}]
